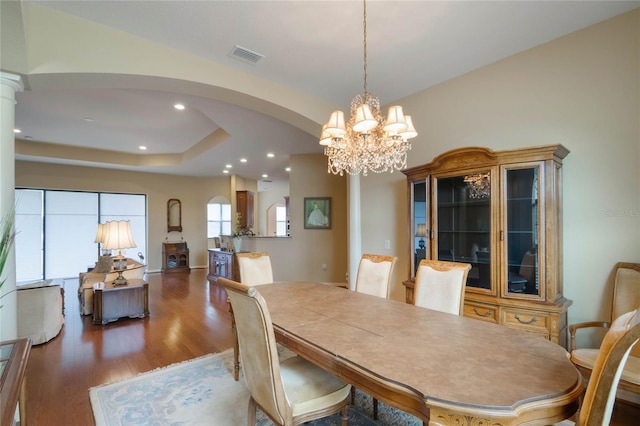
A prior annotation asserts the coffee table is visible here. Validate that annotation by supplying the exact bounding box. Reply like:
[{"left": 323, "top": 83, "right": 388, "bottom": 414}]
[{"left": 93, "top": 279, "right": 149, "bottom": 325}]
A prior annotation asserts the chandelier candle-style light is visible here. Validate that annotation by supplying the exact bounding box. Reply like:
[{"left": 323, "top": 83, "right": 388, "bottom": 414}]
[{"left": 319, "top": 0, "right": 417, "bottom": 176}]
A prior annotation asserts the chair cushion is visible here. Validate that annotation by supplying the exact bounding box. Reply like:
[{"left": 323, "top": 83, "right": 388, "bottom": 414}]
[
  {"left": 571, "top": 349, "right": 640, "bottom": 385},
  {"left": 280, "top": 355, "right": 351, "bottom": 417}
]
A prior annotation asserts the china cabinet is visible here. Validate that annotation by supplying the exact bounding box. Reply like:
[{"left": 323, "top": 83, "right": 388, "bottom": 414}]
[{"left": 402, "top": 145, "right": 571, "bottom": 347}]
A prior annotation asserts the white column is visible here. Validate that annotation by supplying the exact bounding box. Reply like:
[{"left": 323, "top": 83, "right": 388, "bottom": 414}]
[
  {"left": 347, "top": 174, "right": 362, "bottom": 290},
  {"left": 0, "top": 72, "right": 23, "bottom": 341}
]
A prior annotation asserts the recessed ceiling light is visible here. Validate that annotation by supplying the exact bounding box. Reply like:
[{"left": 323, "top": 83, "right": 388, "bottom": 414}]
[
  {"left": 267, "top": 153, "right": 275, "bottom": 158},
  {"left": 83, "top": 117, "right": 93, "bottom": 122},
  {"left": 223, "top": 170, "right": 229, "bottom": 174},
  {"left": 240, "top": 158, "right": 247, "bottom": 163},
  {"left": 262, "top": 174, "right": 268, "bottom": 178},
  {"left": 225, "top": 164, "right": 232, "bottom": 168},
  {"left": 24, "top": 136, "right": 33, "bottom": 140},
  {"left": 13, "top": 129, "right": 21, "bottom": 133},
  {"left": 285, "top": 167, "right": 291, "bottom": 172},
  {"left": 174, "top": 104, "right": 185, "bottom": 110},
  {"left": 139, "top": 146, "right": 147, "bottom": 150}
]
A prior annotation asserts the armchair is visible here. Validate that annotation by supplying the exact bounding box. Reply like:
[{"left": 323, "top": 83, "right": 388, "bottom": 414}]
[
  {"left": 569, "top": 262, "right": 640, "bottom": 400},
  {"left": 78, "top": 258, "right": 146, "bottom": 315}
]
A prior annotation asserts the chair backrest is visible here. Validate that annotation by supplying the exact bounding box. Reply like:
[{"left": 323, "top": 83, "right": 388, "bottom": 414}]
[
  {"left": 611, "top": 262, "right": 640, "bottom": 357},
  {"left": 413, "top": 259, "right": 471, "bottom": 315},
  {"left": 218, "top": 277, "right": 291, "bottom": 424},
  {"left": 236, "top": 252, "right": 274, "bottom": 285},
  {"left": 354, "top": 254, "right": 397, "bottom": 298},
  {"left": 577, "top": 308, "right": 640, "bottom": 426}
]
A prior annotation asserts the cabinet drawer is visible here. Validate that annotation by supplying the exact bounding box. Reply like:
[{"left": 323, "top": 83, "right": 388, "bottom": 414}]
[
  {"left": 463, "top": 302, "right": 498, "bottom": 324},
  {"left": 502, "top": 309, "right": 549, "bottom": 333}
]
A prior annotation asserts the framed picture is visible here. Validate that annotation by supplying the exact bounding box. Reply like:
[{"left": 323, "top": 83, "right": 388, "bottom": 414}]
[{"left": 304, "top": 197, "right": 331, "bottom": 229}]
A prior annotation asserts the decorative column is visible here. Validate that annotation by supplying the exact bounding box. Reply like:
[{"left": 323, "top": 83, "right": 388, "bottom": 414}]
[
  {"left": 348, "top": 174, "right": 362, "bottom": 290},
  {"left": 0, "top": 72, "right": 23, "bottom": 340}
]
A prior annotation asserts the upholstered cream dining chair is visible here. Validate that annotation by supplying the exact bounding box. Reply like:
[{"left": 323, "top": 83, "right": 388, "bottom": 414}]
[
  {"left": 354, "top": 254, "right": 397, "bottom": 298},
  {"left": 236, "top": 252, "right": 274, "bottom": 285},
  {"left": 219, "top": 277, "right": 351, "bottom": 426},
  {"left": 352, "top": 253, "right": 397, "bottom": 418},
  {"left": 413, "top": 259, "right": 471, "bottom": 315},
  {"left": 569, "top": 262, "right": 640, "bottom": 399},
  {"left": 557, "top": 308, "right": 640, "bottom": 426}
]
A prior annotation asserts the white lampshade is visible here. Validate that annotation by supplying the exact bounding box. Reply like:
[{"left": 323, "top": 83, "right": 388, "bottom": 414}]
[
  {"left": 400, "top": 115, "right": 418, "bottom": 140},
  {"left": 102, "top": 220, "right": 137, "bottom": 253},
  {"left": 383, "top": 105, "right": 408, "bottom": 134},
  {"left": 94, "top": 223, "right": 107, "bottom": 243},
  {"left": 319, "top": 124, "right": 333, "bottom": 146},
  {"left": 352, "top": 103, "right": 378, "bottom": 133},
  {"left": 324, "top": 110, "right": 347, "bottom": 137},
  {"left": 415, "top": 223, "right": 427, "bottom": 237}
]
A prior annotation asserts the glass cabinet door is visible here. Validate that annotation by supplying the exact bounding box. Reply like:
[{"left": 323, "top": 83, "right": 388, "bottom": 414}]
[
  {"left": 503, "top": 165, "right": 541, "bottom": 298},
  {"left": 434, "top": 171, "right": 492, "bottom": 292},
  {"left": 411, "top": 180, "right": 428, "bottom": 276}
]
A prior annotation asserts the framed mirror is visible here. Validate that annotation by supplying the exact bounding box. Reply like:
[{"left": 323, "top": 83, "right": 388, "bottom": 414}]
[{"left": 167, "top": 198, "right": 182, "bottom": 232}]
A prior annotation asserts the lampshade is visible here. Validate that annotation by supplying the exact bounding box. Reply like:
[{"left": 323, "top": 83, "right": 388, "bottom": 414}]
[
  {"left": 415, "top": 223, "right": 427, "bottom": 238},
  {"left": 352, "top": 103, "right": 377, "bottom": 133},
  {"left": 102, "top": 220, "right": 137, "bottom": 252},
  {"left": 319, "top": 125, "right": 332, "bottom": 146},
  {"left": 383, "top": 106, "right": 408, "bottom": 134},
  {"left": 400, "top": 116, "right": 418, "bottom": 141},
  {"left": 94, "top": 223, "right": 107, "bottom": 243},
  {"left": 324, "top": 110, "right": 347, "bottom": 137}
]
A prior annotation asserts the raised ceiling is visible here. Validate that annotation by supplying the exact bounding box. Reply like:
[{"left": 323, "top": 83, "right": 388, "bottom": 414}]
[{"left": 7, "top": 1, "right": 639, "bottom": 184}]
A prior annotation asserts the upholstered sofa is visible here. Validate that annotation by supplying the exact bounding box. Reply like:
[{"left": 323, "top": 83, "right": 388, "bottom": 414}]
[
  {"left": 78, "top": 257, "right": 146, "bottom": 315},
  {"left": 17, "top": 280, "right": 65, "bottom": 345}
]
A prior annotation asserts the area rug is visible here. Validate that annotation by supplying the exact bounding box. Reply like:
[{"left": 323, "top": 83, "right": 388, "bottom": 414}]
[{"left": 89, "top": 348, "right": 421, "bottom": 426}]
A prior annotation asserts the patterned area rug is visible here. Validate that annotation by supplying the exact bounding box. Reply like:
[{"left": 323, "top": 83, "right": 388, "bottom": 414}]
[{"left": 89, "top": 348, "right": 422, "bottom": 425}]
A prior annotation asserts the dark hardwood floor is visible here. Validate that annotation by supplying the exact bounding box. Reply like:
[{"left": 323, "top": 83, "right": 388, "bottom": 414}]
[{"left": 24, "top": 269, "right": 639, "bottom": 425}]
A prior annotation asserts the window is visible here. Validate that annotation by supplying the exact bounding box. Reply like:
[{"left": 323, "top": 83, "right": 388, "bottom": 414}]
[
  {"left": 276, "top": 206, "right": 287, "bottom": 236},
  {"left": 14, "top": 189, "right": 146, "bottom": 281},
  {"left": 207, "top": 203, "right": 231, "bottom": 238}
]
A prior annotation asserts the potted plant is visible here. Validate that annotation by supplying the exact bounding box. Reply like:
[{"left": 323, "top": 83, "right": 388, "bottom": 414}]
[
  {"left": 0, "top": 209, "right": 16, "bottom": 291},
  {"left": 232, "top": 212, "right": 254, "bottom": 253}
]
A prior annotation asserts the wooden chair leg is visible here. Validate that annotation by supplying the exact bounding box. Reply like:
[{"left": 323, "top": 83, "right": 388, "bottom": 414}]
[
  {"left": 373, "top": 397, "right": 378, "bottom": 420},
  {"left": 341, "top": 404, "right": 349, "bottom": 426},
  {"left": 247, "top": 397, "right": 257, "bottom": 426}
]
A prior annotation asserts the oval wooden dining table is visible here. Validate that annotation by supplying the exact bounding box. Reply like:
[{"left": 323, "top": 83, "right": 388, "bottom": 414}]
[{"left": 251, "top": 281, "right": 583, "bottom": 426}]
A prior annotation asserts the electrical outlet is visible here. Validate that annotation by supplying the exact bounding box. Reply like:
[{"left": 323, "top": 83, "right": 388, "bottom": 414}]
[
  {"left": 321, "top": 263, "right": 327, "bottom": 271},
  {"left": 384, "top": 240, "right": 391, "bottom": 250}
]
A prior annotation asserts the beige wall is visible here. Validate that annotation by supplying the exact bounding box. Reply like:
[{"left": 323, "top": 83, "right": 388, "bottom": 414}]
[{"left": 360, "top": 11, "right": 640, "bottom": 333}]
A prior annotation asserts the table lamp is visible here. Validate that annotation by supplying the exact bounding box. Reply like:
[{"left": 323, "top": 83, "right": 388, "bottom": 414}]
[
  {"left": 415, "top": 223, "right": 427, "bottom": 250},
  {"left": 94, "top": 223, "right": 112, "bottom": 256},
  {"left": 102, "top": 220, "right": 137, "bottom": 286}
]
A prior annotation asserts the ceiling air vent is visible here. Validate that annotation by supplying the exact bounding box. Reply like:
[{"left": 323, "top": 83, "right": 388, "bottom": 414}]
[{"left": 229, "top": 45, "right": 264, "bottom": 65}]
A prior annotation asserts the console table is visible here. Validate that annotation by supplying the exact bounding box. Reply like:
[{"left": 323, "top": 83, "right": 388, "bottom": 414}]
[
  {"left": 0, "top": 339, "right": 31, "bottom": 426},
  {"left": 93, "top": 279, "right": 149, "bottom": 325}
]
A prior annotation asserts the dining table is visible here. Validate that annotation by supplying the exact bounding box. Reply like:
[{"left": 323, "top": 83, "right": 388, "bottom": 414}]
[{"left": 254, "top": 281, "right": 583, "bottom": 426}]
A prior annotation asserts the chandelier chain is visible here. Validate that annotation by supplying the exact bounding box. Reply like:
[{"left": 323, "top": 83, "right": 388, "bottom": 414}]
[{"left": 362, "top": 0, "right": 368, "bottom": 96}]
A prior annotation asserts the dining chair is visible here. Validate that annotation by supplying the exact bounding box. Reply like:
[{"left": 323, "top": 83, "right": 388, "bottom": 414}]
[
  {"left": 352, "top": 253, "right": 397, "bottom": 418},
  {"left": 413, "top": 259, "right": 471, "bottom": 315},
  {"left": 556, "top": 308, "right": 640, "bottom": 425},
  {"left": 230, "top": 251, "right": 274, "bottom": 381},
  {"left": 354, "top": 254, "right": 397, "bottom": 298},
  {"left": 569, "top": 262, "right": 640, "bottom": 399},
  {"left": 219, "top": 277, "right": 351, "bottom": 426},
  {"left": 236, "top": 251, "right": 274, "bottom": 285}
]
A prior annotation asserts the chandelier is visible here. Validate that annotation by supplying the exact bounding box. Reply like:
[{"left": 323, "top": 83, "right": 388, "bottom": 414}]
[
  {"left": 319, "top": 0, "right": 417, "bottom": 176},
  {"left": 464, "top": 172, "right": 491, "bottom": 199}
]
